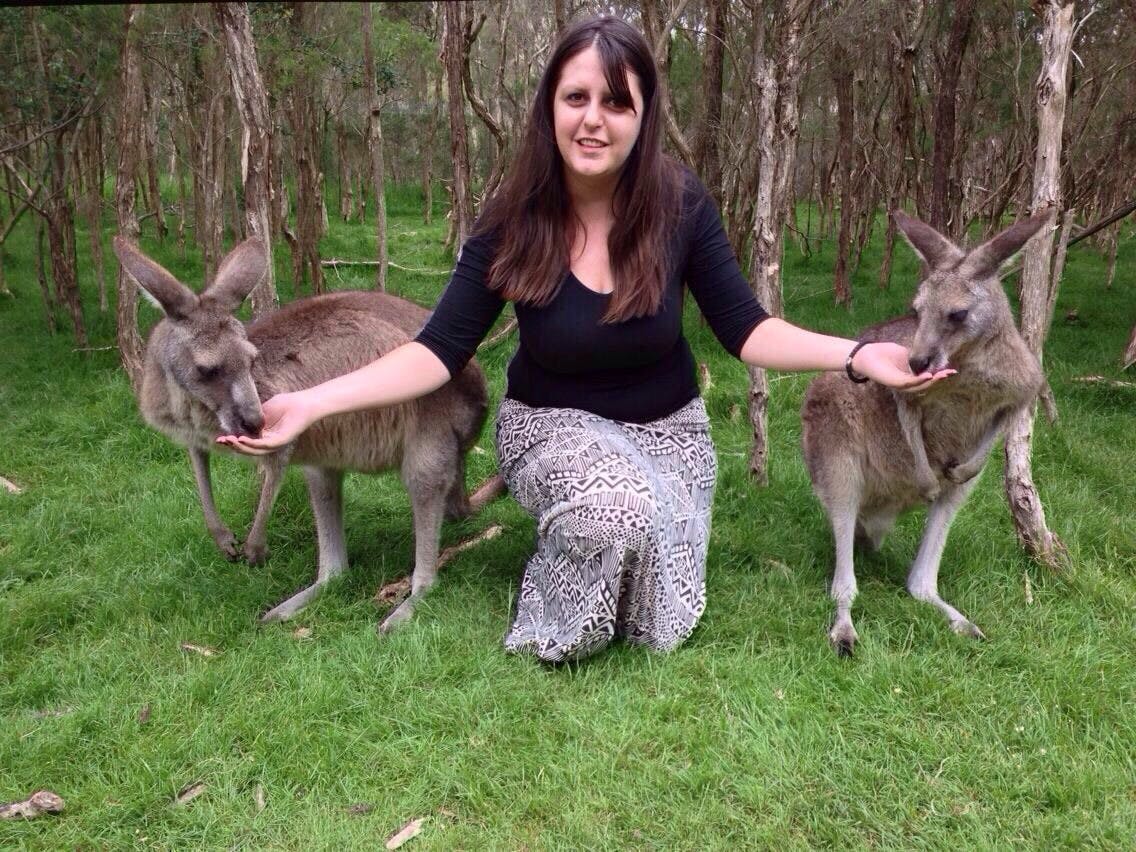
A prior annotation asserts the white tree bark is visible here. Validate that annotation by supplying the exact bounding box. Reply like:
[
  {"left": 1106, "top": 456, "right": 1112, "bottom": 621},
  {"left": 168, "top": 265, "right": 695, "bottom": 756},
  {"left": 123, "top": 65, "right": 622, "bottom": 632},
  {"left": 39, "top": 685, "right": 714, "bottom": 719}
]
[
  {"left": 1003, "top": 0, "right": 1074, "bottom": 570},
  {"left": 747, "top": 0, "right": 812, "bottom": 484},
  {"left": 362, "top": 2, "right": 387, "bottom": 291},
  {"left": 114, "top": 3, "right": 145, "bottom": 391},
  {"left": 214, "top": 1, "right": 277, "bottom": 317}
]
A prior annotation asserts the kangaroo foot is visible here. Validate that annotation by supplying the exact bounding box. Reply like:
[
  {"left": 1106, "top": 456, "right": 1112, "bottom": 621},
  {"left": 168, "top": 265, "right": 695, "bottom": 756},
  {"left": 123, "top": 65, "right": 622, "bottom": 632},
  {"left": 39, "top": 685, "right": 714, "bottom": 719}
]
[
  {"left": 911, "top": 586, "right": 986, "bottom": 641},
  {"left": 260, "top": 583, "right": 323, "bottom": 623},
  {"left": 829, "top": 621, "right": 859, "bottom": 658},
  {"left": 950, "top": 617, "right": 986, "bottom": 640},
  {"left": 377, "top": 594, "right": 416, "bottom": 634}
]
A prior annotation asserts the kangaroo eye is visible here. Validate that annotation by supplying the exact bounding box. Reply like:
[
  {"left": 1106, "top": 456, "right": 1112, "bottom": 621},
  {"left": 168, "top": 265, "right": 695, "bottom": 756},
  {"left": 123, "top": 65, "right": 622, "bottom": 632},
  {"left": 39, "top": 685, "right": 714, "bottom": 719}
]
[
  {"left": 948, "top": 309, "right": 969, "bottom": 324},
  {"left": 197, "top": 365, "right": 221, "bottom": 381}
]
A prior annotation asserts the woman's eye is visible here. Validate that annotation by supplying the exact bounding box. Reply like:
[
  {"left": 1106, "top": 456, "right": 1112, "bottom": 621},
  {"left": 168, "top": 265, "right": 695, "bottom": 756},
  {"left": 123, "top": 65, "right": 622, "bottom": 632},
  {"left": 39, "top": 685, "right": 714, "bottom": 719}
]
[{"left": 565, "top": 92, "right": 585, "bottom": 104}]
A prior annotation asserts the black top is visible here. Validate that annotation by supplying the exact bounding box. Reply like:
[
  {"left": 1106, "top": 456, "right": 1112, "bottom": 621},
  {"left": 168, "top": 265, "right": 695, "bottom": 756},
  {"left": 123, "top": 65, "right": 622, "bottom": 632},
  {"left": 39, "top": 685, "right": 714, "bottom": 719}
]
[{"left": 415, "top": 172, "right": 770, "bottom": 424}]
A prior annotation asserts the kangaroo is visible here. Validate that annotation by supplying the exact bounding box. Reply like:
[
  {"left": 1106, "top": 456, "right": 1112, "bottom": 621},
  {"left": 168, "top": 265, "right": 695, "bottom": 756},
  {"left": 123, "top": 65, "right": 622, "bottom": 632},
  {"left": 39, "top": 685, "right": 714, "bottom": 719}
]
[
  {"left": 114, "top": 237, "right": 489, "bottom": 629},
  {"left": 801, "top": 211, "right": 1050, "bottom": 656}
]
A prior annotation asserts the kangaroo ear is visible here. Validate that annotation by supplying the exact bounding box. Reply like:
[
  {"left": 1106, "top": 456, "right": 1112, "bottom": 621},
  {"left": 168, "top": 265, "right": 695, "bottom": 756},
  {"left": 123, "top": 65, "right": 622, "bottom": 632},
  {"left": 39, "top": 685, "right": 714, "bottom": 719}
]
[
  {"left": 113, "top": 236, "right": 198, "bottom": 319},
  {"left": 204, "top": 238, "right": 267, "bottom": 311},
  {"left": 892, "top": 210, "right": 964, "bottom": 270},
  {"left": 960, "top": 212, "right": 1053, "bottom": 279}
]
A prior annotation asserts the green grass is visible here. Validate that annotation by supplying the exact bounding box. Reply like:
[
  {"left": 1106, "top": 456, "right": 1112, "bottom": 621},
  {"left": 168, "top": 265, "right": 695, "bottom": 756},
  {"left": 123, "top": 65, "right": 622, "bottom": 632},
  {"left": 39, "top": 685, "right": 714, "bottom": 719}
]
[{"left": 2, "top": 196, "right": 1135, "bottom": 849}]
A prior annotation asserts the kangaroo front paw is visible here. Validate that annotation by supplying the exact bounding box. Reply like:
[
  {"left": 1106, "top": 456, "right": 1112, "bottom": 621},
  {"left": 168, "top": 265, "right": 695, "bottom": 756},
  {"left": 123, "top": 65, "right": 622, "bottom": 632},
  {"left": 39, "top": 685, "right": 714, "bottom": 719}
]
[
  {"left": 212, "top": 529, "right": 241, "bottom": 561},
  {"left": 919, "top": 478, "right": 941, "bottom": 502},
  {"left": 242, "top": 539, "right": 268, "bottom": 566},
  {"left": 944, "top": 459, "right": 980, "bottom": 484}
]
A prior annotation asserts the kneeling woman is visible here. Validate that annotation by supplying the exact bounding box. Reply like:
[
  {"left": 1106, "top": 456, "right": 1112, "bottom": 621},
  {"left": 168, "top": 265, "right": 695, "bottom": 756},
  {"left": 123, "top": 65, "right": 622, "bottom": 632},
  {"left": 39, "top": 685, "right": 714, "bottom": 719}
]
[{"left": 220, "top": 16, "right": 948, "bottom": 662}]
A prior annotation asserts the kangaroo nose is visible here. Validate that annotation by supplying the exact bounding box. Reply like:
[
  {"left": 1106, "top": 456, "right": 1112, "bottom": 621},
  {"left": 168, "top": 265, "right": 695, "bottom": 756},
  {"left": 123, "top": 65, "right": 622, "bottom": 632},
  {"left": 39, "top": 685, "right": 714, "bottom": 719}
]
[
  {"left": 238, "top": 411, "right": 264, "bottom": 438},
  {"left": 909, "top": 355, "right": 932, "bottom": 375}
]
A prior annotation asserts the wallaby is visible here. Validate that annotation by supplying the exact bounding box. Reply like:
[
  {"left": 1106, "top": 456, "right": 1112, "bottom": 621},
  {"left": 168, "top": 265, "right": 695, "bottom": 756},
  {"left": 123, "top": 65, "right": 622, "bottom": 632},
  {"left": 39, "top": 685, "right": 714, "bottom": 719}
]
[
  {"left": 801, "top": 211, "right": 1050, "bottom": 656},
  {"left": 114, "top": 236, "right": 489, "bottom": 629}
]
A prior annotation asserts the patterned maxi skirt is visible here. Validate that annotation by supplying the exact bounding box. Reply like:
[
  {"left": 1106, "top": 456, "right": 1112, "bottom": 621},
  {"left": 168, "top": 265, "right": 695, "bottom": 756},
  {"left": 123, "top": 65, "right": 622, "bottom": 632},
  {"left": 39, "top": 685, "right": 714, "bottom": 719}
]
[{"left": 494, "top": 396, "right": 717, "bottom": 662}]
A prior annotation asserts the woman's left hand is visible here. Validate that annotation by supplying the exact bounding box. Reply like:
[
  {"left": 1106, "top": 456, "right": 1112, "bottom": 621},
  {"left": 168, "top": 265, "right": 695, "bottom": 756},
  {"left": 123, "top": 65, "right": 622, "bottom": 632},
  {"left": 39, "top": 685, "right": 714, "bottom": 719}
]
[{"left": 853, "top": 341, "right": 955, "bottom": 392}]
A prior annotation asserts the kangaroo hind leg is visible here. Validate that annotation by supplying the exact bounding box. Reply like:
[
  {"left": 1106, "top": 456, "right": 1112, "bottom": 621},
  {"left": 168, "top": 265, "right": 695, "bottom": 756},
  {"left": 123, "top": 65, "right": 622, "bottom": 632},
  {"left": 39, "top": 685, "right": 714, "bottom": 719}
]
[
  {"left": 260, "top": 466, "right": 346, "bottom": 623},
  {"left": 906, "top": 481, "right": 985, "bottom": 639},
  {"left": 377, "top": 439, "right": 453, "bottom": 634},
  {"left": 828, "top": 504, "right": 861, "bottom": 657}
]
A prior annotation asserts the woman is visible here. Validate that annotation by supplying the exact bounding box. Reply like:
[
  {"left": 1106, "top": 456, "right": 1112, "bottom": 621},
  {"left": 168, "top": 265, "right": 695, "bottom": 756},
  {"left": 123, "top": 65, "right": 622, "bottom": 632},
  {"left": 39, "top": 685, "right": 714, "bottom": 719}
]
[{"left": 220, "top": 16, "right": 950, "bottom": 662}]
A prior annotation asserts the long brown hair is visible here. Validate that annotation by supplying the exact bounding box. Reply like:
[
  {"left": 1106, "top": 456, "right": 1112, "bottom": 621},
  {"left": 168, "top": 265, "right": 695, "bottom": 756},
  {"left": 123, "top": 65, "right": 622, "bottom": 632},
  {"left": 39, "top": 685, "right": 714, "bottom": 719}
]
[{"left": 474, "top": 16, "right": 681, "bottom": 323}]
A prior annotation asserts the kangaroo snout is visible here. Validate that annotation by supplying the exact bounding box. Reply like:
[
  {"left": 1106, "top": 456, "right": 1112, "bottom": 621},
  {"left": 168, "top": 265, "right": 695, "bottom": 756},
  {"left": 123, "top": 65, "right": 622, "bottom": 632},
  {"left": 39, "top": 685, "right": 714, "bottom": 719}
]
[
  {"left": 908, "top": 354, "right": 932, "bottom": 375},
  {"left": 235, "top": 410, "right": 264, "bottom": 439}
]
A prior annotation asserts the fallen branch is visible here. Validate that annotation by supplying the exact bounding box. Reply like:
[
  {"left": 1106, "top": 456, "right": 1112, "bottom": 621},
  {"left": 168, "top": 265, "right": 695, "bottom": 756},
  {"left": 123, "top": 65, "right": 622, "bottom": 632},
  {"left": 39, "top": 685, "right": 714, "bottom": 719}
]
[
  {"left": 1, "top": 475, "right": 23, "bottom": 494},
  {"left": 320, "top": 258, "right": 451, "bottom": 276},
  {"left": 371, "top": 525, "right": 504, "bottom": 607},
  {"left": 478, "top": 317, "right": 517, "bottom": 350},
  {"left": 468, "top": 473, "right": 506, "bottom": 513},
  {"left": 436, "top": 524, "right": 502, "bottom": 570},
  {"left": 373, "top": 577, "right": 410, "bottom": 605},
  {"left": 0, "top": 790, "right": 65, "bottom": 820},
  {"left": 1072, "top": 374, "right": 1136, "bottom": 389}
]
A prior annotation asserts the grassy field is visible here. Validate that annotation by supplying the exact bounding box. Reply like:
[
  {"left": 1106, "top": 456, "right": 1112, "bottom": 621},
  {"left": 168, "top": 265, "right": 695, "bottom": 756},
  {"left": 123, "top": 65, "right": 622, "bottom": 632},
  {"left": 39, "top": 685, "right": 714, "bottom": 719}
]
[{"left": 2, "top": 191, "right": 1134, "bottom": 849}]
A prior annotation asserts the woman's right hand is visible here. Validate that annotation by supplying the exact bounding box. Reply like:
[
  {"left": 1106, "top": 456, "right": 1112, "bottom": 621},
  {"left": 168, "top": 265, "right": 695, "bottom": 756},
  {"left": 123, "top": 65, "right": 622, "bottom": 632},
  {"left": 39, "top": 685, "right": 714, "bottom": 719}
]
[{"left": 216, "top": 391, "right": 317, "bottom": 456}]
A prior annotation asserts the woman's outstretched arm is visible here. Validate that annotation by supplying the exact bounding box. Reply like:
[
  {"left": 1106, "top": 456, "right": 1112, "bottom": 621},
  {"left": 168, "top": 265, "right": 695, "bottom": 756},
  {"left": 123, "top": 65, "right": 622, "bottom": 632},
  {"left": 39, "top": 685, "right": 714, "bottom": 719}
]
[
  {"left": 738, "top": 317, "right": 954, "bottom": 390},
  {"left": 217, "top": 341, "right": 451, "bottom": 456}
]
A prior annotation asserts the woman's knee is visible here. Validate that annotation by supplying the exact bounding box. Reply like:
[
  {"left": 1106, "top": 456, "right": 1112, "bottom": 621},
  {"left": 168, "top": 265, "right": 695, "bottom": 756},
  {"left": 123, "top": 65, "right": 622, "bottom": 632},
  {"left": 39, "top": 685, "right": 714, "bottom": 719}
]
[{"left": 540, "top": 477, "right": 664, "bottom": 548}]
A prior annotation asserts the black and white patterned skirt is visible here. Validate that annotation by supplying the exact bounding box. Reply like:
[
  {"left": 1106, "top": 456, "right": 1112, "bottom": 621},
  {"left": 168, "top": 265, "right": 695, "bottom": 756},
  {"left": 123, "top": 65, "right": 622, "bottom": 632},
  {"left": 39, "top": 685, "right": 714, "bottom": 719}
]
[{"left": 495, "top": 396, "right": 717, "bottom": 662}]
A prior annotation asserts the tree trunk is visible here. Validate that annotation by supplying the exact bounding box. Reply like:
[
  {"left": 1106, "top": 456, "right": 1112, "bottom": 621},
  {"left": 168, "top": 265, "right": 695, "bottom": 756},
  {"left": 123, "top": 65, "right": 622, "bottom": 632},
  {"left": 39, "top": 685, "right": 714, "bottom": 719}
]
[
  {"left": 114, "top": 4, "right": 146, "bottom": 389},
  {"left": 640, "top": 0, "right": 695, "bottom": 165},
  {"left": 34, "top": 215, "right": 57, "bottom": 333},
  {"left": 830, "top": 40, "right": 854, "bottom": 307},
  {"left": 553, "top": 0, "right": 569, "bottom": 34},
  {"left": 82, "top": 118, "right": 108, "bottom": 312},
  {"left": 462, "top": 9, "right": 509, "bottom": 201},
  {"left": 422, "top": 71, "right": 442, "bottom": 226},
  {"left": 143, "top": 80, "right": 168, "bottom": 241},
  {"left": 286, "top": 3, "right": 324, "bottom": 295},
  {"left": 747, "top": 0, "right": 812, "bottom": 484},
  {"left": 32, "top": 11, "right": 88, "bottom": 350},
  {"left": 1003, "top": 0, "right": 1074, "bottom": 571},
  {"left": 442, "top": 1, "right": 475, "bottom": 247},
  {"left": 928, "top": 0, "right": 976, "bottom": 236},
  {"left": 693, "top": 0, "right": 726, "bottom": 203},
  {"left": 214, "top": 1, "right": 277, "bottom": 317},
  {"left": 362, "top": 2, "right": 388, "bottom": 291}
]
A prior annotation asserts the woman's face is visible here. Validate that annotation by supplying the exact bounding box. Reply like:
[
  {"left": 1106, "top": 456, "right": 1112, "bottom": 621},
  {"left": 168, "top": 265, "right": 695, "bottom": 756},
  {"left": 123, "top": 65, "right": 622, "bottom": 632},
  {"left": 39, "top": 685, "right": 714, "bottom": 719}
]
[{"left": 552, "top": 45, "right": 645, "bottom": 192}]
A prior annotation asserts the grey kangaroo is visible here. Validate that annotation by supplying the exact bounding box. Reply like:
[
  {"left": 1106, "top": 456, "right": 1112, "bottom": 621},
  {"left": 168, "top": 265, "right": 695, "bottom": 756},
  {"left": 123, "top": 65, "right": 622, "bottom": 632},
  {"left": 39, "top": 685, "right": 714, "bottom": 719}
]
[
  {"left": 802, "top": 211, "right": 1049, "bottom": 656},
  {"left": 114, "top": 237, "right": 489, "bottom": 629}
]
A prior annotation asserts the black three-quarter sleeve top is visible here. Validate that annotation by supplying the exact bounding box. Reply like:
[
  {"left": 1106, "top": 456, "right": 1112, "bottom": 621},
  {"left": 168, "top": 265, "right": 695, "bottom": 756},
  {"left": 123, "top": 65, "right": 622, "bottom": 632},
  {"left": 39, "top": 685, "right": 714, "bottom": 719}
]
[{"left": 414, "top": 170, "right": 770, "bottom": 424}]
